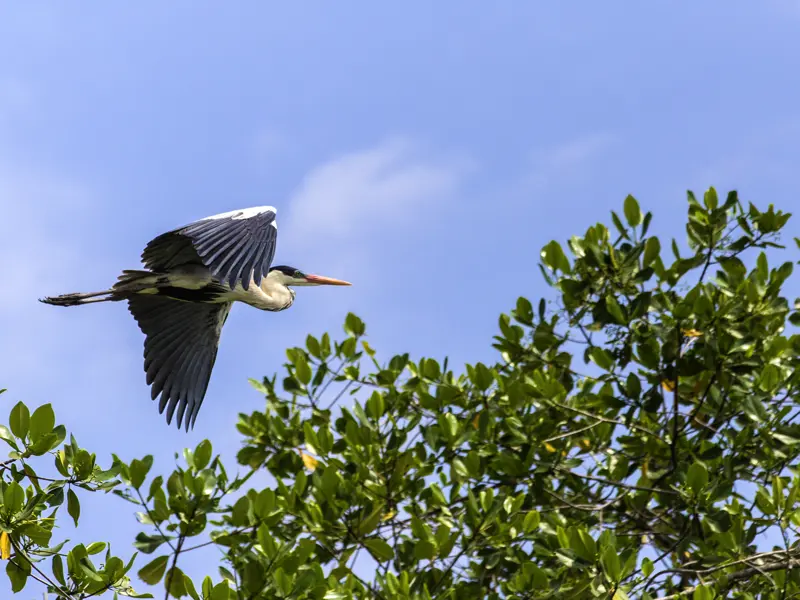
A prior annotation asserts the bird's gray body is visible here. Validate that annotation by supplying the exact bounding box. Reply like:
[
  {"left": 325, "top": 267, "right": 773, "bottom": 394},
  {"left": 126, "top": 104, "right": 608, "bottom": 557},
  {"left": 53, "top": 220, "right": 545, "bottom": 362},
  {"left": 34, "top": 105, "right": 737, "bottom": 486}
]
[
  {"left": 40, "top": 206, "right": 349, "bottom": 431},
  {"left": 114, "top": 263, "right": 296, "bottom": 311}
]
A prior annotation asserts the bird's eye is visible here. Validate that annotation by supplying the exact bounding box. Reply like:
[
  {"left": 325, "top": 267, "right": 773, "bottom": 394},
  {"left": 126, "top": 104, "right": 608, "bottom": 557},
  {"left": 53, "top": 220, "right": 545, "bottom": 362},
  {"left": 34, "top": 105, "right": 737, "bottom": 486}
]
[{"left": 294, "top": 270, "right": 305, "bottom": 279}]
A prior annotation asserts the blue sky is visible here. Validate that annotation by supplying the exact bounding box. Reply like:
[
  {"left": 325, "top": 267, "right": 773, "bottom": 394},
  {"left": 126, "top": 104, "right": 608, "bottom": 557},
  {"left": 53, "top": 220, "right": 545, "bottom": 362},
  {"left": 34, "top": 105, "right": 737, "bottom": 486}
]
[{"left": 2, "top": 1, "right": 800, "bottom": 596}]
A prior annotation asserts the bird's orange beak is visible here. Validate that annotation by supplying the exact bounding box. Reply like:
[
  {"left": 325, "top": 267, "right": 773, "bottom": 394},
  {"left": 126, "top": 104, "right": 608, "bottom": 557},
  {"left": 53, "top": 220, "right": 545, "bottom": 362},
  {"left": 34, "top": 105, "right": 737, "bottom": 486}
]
[{"left": 304, "top": 274, "right": 352, "bottom": 286}]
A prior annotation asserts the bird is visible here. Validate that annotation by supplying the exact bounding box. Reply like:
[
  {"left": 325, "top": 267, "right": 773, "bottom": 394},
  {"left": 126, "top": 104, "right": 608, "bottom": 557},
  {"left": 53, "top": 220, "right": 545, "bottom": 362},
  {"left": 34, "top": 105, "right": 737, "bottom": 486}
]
[{"left": 40, "top": 206, "right": 351, "bottom": 431}]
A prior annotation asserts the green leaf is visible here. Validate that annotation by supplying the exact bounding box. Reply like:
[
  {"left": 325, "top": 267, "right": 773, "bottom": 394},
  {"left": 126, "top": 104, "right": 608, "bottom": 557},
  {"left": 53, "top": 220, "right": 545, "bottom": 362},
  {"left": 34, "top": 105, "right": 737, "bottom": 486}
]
[
  {"left": 625, "top": 372, "right": 642, "bottom": 400},
  {"left": 611, "top": 211, "right": 629, "bottom": 238},
  {"left": 295, "top": 357, "right": 312, "bottom": 386},
  {"left": 414, "top": 539, "right": 436, "bottom": 560},
  {"left": 641, "top": 556, "right": 653, "bottom": 577},
  {"left": 624, "top": 195, "right": 642, "bottom": 227},
  {"left": 523, "top": 510, "right": 541, "bottom": 532},
  {"left": 0, "top": 425, "right": 15, "bottom": 448},
  {"left": 758, "top": 364, "right": 781, "bottom": 393},
  {"left": 515, "top": 297, "right": 534, "bottom": 324},
  {"left": 694, "top": 584, "right": 714, "bottom": 600},
  {"left": 165, "top": 567, "right": 188, "bottom": 598},
  {"left": 358, "top": 504, "right": 385, "bottom": 536},
  {"left": 86, "top": 541, "right": 106, "bottom": 555},
  {"left": 601, "top": 545, "right": 621, "bottom": 581},
  {"left": 605, "top": 295, "right": 627, "bottom": 325},
  {"left": 589, "top": 347, "right": 615, "bottom": 371},
  {"left": 129, "top": 455, "right": 154, "bottom": 489},
  {"left": 9, "top": 401, "right": 29, "bottom": 440},
  {"left": 67, "top": 488, "right": 80, "bottom": 526},
  {"left": 687, "top": 462, "right": 708, "bottom": 495},
  {"left": 134, "top": 532, "right": 174, "bottom": 554},
  {"left": 138, "top": 555, "right": 169, "bottom": 585},
  {"left": 52, "top": 554, "right": 65, "bottom": 585},
  {"left": 193, "top": 440, "right": 212, "bottom": 471},
  {"left": 364, "top": 538, "right": 394, "bottom": 562},
  {"left": 6, "top": 557, "right": 29, "bottom": 592},
  {"left": 541, "top": 240, "right": 572, "bottom": 273},
  {"left": 273, "top": 567, "right": 292, "bottom": 596},
  {"left": 306, "top": 334, "right": 322, "bottom": 358},
  {"left": 344, "top": 313, "right": 366, "bottom": 337},
  {"left": 636, "top": 338, "right": 660, "bottom": 370},
  {"left": 366, "top": 392, "right": 385, "bottom": 420},
  {"left": 211, "top": 582, "right": 231, "bottom": 600},
  {"left": 184, "top": 572, "right": 201, "bottom": 600},
  {"left": 202, "top": 577, "right": 214, "bottom": 600},
  {"left": 703, "top": 187, "right": 718, "bottom": 211},
  {"left": 643, "top": 237, "right": 661, "bottom": 267},
  {"left": 28, "top": 403, "right": 55, "bottom": 442},
  {"left": 3, "top": 481, "right": 23, "bottom": 513}
]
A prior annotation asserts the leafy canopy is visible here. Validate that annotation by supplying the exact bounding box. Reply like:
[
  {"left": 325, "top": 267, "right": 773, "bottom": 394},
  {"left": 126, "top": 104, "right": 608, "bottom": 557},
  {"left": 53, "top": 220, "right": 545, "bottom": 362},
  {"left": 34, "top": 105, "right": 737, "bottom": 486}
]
[{"left": 1, "top": 188, "right": 800, "bottom": 599}]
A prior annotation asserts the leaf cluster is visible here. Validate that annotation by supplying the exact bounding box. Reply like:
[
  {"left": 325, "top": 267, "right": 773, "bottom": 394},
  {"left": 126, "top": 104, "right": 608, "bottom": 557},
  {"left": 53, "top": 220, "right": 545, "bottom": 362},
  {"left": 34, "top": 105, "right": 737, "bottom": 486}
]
[{"left": 6, "top": 187, "right": 800, "bottom": 600}]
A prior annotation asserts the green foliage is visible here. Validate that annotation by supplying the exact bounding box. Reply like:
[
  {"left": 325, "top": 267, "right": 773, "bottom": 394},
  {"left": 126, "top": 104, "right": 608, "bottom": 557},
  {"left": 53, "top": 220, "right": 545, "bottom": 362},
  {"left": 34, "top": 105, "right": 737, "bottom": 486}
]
[
  {"left": 0, "top": 401, "right": 146, "bottom": 597},
  {"left": 7, "top": 187, "right": 800, "bottom": 599}
]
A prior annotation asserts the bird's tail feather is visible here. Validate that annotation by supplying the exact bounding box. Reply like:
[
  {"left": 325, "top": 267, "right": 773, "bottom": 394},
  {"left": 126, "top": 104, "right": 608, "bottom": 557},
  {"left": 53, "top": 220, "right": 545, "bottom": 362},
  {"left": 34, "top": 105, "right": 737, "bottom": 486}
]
[
  {"left": 41, "top": 270, "right": 162, "bottom": 307},
  {"left": 40, "top": 290, "right": 118, "bottom": 306},
  {"left": 114, "top": 270, "right": 160, "bottom": 288}
]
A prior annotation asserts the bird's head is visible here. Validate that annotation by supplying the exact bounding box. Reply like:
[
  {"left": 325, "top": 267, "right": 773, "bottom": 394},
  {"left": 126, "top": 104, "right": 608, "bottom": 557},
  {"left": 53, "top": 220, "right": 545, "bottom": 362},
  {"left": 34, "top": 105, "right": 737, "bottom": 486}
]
[{"left": 267, "top": 265, "right": 352, "bottom": 287}]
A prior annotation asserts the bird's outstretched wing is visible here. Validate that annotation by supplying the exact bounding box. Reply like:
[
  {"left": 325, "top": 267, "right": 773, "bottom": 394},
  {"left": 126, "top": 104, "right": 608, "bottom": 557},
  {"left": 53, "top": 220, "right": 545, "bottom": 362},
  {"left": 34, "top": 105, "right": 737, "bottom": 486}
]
[
  {"left": 128, "top": 295, "right": 232, "bottom": 431},
  {"left": 141, "top": 206, "right": 278, "bottom": 290}
]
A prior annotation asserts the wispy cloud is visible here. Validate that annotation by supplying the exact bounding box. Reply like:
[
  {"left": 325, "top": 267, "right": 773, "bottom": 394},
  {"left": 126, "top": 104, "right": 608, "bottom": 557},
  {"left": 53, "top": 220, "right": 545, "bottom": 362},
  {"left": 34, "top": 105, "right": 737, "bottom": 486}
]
[
  {"left": 276, "top": 137, "right": 470, "bottom": 296},
  {"left": 544, "top": 133, "right": 616, "bottom": 171},
  {"left": 0, "top": 84, "right": 141, "bottom": 432},
  {"left": 285, "top": 137, "right": 468, "bottom": 240},
  {"left": 523, "top": 132, "right": 617, "bottom": 190},
  {"left": 0, "top": 160, "right": 131, "bottom": 393}
]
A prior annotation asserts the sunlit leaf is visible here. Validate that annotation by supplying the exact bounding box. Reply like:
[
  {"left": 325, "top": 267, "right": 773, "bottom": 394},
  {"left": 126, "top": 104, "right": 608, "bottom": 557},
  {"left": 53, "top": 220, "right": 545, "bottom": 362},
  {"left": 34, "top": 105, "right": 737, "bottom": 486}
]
[
  {"left": 0, "top": 533, "right": 10, "bottom": 560},
  {"left": 300, "top": 451, "right": 319, "bottom": 471}
]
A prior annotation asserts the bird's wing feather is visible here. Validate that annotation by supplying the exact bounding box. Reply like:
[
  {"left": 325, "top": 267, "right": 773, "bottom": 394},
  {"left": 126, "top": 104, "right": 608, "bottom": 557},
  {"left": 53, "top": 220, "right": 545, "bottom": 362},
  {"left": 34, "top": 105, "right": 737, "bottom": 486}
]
[
  {"left": 141, "top": 207, "right": 278, "bottom": 290},
  {"left": 127, "top": 296, "right": 232, "bottom": 431}
]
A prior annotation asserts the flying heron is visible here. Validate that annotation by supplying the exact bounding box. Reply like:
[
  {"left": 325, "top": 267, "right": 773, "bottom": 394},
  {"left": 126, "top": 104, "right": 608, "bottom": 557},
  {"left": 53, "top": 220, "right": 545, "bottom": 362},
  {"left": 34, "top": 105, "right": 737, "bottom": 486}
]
[{"left": 41, "top": 206, "right": 350, "bottom": 431}]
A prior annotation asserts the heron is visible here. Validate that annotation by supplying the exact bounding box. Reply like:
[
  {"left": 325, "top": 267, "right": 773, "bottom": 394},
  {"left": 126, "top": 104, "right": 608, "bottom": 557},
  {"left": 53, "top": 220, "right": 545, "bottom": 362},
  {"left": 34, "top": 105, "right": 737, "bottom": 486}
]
[{"left": 40, "top": 206, "right": 350, "bottom": 431}]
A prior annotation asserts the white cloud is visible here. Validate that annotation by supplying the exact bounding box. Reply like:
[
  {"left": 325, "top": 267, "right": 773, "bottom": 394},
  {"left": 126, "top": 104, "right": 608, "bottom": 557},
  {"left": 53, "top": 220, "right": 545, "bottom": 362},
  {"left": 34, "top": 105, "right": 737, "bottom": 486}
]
[
  {"left": 488, "top": 132, "right": 617, "bottom": 207},
  {"left": 0, "top": 162, "right": 130, "bottom": 387},
  {"left": 543, "top": 133, "right": 617, "bottom": 171},
  {"left": 258, "top": 137, "right": 470, "bottom": 319},
  {"left": 285, "top": 137, "right": 467, "bottom": 240},
  {"left": 524, "top": 132, "right": 617, "bottom": 189},
  {"left": 0, "top": 84, "right": 139, "bottom": 430}
]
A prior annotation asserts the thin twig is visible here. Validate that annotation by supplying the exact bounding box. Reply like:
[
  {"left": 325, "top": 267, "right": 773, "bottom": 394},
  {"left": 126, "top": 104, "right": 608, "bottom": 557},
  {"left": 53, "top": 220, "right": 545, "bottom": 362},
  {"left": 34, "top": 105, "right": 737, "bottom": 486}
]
[
  {"left": 654, "top": 554, "right": 800, "bottom": 600},
  {"left": 543, "top": 421, "right": 601, "bottom": 443},
  {"left": 136, "top": 488, "right": 176, "bottom": 553},
  {"left": 548, "top": 401, "right": 660, "bottom": 439},
  {"left": 554, "top": 467, "right": 678, "bottom": 496}
]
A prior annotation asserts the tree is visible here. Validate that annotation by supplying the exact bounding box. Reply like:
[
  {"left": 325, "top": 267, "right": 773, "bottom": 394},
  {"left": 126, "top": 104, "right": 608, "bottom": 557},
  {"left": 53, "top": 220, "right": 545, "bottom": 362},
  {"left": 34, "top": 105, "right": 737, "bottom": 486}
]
[{"left": 2, "top": 187, "right": 800, "bottom": 599}]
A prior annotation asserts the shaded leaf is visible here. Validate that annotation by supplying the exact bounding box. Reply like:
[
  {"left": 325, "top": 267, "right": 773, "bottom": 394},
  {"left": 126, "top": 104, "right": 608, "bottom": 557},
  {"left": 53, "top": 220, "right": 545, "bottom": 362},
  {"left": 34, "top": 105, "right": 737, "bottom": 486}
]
[
  {"left": 138, "top": 555, "right": 169, "bottom": 585},
  {"left": 364, "top": 538, "right": 394, "bottom": 562}
]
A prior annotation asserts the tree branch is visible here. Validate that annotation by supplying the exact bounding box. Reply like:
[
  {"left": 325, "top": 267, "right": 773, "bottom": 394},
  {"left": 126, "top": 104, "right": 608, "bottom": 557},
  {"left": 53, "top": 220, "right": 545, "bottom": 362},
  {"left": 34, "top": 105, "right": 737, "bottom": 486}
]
[{"left": 654, "top": 553, "right": 800, "bottom": 600}]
